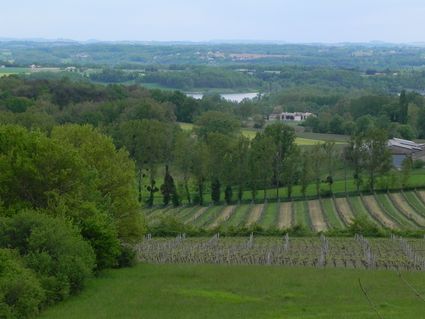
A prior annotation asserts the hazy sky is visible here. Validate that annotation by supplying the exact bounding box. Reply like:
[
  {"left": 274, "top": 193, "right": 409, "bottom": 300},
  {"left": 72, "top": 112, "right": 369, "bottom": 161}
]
[{"left": 1, "top": 0, "right": 425, "bottom": 43}]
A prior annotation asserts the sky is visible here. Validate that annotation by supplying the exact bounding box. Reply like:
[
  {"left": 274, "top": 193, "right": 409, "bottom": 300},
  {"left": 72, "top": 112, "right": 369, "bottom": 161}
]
[{"left": 1, "top": 0, "right": 425, "bottom": 43}]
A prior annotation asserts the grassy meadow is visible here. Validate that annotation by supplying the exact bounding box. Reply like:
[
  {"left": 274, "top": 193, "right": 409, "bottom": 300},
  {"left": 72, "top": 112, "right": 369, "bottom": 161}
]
[
  {"left": 0, "top": 67, "right": 31, "bottom": 77},
  {"left": 178, "top": 122, "right": 347, "bottom": 145},
  {"left": 40, "top": 264, "right": 425, "bottom": 319}
]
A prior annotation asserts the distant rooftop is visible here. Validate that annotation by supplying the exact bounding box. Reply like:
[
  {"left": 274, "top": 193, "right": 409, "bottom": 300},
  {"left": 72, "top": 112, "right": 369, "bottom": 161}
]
[{"left": 388, "top": 138, "right": 425, "bottom": 152}]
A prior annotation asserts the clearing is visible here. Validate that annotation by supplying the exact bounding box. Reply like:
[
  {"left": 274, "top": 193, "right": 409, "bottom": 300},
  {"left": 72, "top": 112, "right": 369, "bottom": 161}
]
[{"left": 40, "top": 263, "right": 425, "bottom": 319}]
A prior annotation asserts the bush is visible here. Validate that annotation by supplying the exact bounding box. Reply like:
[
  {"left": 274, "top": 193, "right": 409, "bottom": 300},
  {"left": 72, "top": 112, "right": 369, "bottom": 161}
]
[
  {"left": 413, "top": 159, "right": 425, "bottom": 169},
  {"left": 0, "top": 125, "right": 144, "bottom": 271},
  {"left": 76, "top": 204, "right": 121, "bottom": 270},
  {"left": 0, "top": 211, "right": 96, "bottom": 304},
  {"left": 117, "top": 245, "right": 137, "bottom": 268},
  {"left": 347, "top": 216, "right": 386, "bottom": 237},
  {"left": 51, "top": 124, "right": 145, "bottom": 243},
  {"left": 147, "top": 215, "right": 204, "bottom": 237},
  {"left": 0, "top": 249, "right": 45, "bottom": 319}
]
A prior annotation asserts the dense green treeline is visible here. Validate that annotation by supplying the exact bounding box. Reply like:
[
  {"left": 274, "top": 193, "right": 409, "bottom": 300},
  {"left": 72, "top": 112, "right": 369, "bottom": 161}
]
[
  {"left": 3, "top": 42, "right": 425, "bottom": 94},
  {"left": 300, "top": 90, "right": 425, "bottom": 138},
  {"left": 0, "top": 125, "right": 144, "bottom": 318},
  {"left": 0, "top": 77, "right": 422, "bottom": 210},
  {"left": 3, "top": 41, "right": 425, "bottom": 70},
  {"left": 139, "top": 65, "right": 425, "bottom": 92},
  {"left": 142, "top": 66, "right": 261, "bottom": 90},
  {"left": 79, "top": 64, "right": 425, "bottom": 93},
  {"left": 0, "top": 76, "right": 248, "bottom": 125}
]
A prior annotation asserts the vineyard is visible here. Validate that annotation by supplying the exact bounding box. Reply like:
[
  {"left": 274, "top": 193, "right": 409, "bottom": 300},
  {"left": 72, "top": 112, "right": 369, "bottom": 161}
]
[
  {"left": 145, "top": 190, "right": 425, "bottom": 232},
  {"left": 137, "top": 234, "right": 425, "bottom": 271}
]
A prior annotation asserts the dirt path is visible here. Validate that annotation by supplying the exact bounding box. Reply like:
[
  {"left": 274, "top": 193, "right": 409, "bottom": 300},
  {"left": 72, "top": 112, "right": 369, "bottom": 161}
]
[
  {"left": 308, "top": 200, "right": 328, "bottom": 232},
  {"left": 208, "top": 205, "right": 236, "bottom": 229},
  {"left": 246, "top": 204, "right": 264, "bottom": 226},
  {"left": 277, "top": 202, "right": 292, "bottom": 229},
  {"left": 362, "top": 196, "right": 397, "bottom": 229},
  {"left": 185, "top": 206, "right": 208, "bottom": 224},
  {"left": 390, "top": 193, "right": 425, "bottom": 227},
  {"left": 334, "top": 198, "right": 355, "bottom": 225},
  {"left": 416, "top": 191, "right": 425, "bottom": 205}
]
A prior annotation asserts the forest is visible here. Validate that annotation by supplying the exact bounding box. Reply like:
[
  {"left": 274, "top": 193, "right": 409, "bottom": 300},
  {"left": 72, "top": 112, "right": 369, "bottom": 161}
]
[
  {"left": 0, "top": 76, "right": 422, "bottom": 209},
  {"left": 3, "top": 41, "right": 425, "bottom": 69},
  {"left": 3, "top": 41, "right": 425, "bottom": 93}
]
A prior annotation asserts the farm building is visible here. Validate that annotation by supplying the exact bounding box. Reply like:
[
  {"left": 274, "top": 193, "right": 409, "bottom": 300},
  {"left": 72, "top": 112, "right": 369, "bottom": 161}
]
[
  {"left": 268, "top": 112, "right": 314, "bottom": 122},
  {"left": 388, "top": 138, "right": 425, "bottom": 168}
]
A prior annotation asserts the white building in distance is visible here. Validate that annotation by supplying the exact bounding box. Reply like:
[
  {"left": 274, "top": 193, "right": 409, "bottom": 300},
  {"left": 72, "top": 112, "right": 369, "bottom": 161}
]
[
  {"left": 268, "top": 112, "right": 314, "bottom": 122},
  {"left": 388, "top": 138, "right": 425, "bottom": 168}
]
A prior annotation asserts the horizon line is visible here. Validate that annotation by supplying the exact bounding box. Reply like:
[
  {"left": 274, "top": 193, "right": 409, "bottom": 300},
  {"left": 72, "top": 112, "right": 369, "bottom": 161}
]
[{"left": 1, "top": 37, "right": 425, "bottom": 46}]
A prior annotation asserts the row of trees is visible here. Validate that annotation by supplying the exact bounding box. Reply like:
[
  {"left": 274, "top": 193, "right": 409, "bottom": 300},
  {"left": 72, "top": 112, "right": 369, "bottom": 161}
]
[{"left": 112, "top": 110, "right": 395, "bottom": 207}]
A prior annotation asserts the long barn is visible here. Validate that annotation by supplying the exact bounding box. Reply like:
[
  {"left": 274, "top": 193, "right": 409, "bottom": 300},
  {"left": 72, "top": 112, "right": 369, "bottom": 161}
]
[{"left": 388, "top": 138, "right": 425, "bottom": 168}]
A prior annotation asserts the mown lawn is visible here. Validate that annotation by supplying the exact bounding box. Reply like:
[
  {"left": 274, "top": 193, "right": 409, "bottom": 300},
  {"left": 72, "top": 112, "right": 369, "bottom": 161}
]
[
  {"left": 178, "top": 122, "right": 341, "bottom": 145},
  {"left": 40, "top": 264, "right": 425, "bottom": 319}
]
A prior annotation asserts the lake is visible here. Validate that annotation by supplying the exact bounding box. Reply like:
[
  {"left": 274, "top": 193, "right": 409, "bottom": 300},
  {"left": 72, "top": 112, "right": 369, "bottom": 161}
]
[{"left": 186, "top": 92, "right": 259, "bottom": 103}]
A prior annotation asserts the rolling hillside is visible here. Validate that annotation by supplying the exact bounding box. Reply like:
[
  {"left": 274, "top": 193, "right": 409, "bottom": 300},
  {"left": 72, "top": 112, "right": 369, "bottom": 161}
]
[{"left": 145, "top": 190, "right": 425, "bottom": 232}]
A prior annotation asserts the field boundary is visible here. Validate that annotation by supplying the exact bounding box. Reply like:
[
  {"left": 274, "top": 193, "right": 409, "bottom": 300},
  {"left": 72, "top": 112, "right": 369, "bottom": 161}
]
[
  {"left": 389, "top": 193, "right": 425, "bottom": 228},
  {"left": 361, "top": 194, "right": 396, "bottom": 229}
]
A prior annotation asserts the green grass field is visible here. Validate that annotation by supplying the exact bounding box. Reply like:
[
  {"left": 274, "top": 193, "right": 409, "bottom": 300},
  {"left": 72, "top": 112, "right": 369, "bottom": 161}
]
[
  {"left": 222, "top": 204, "right": 251, "bottom": 228},
  {"left": 0, "top": 67, "right": 31, "bottom": 77},
  {"left": 321, "top": 198, "right": 344, "bottom": 229},
  {"left": 258, "top": 202, "right": 278, "bottom": 229},
  {"left": 178, "top": 122, "right": 344, "bottom": 145},
  {"left": 0, "top": 67, "right": 67, "bottom": 78},
  {"left": 40, "top": 264, "right": 425, "bottom": 319}
]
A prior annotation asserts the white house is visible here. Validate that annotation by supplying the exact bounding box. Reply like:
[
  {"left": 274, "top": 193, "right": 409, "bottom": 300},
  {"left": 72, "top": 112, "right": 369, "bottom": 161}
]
[{"left": 268, "top": 112, "right": 314, "bottom": 122}]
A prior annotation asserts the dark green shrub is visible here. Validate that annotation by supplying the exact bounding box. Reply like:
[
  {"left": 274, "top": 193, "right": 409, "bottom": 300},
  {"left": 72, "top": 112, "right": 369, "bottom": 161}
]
[
  {"left": 347, "top": 216, "right": 386, "bottom": 237},
  {"left": 117, "top": 245, "right": 137, "bottom": 268},
  {"left": 0, "top": 212, "right": 95, "bottom": 304},
  {"left": 224, "top": 186, "right": 233, "bottom": 204},
  {"left": 413, "top": 159, "right": 425, "bottom": 169},
  {"left": 192, "top": 194, "right": 201, "bottom": 205},
  {"left": 76, "top": 205, "right": 121, "bottom": 270},
  {"left": 320, "top": 189, "right": 332, "bottom": 197},
  {"left": 0, "top": 125, "right": 144, "bottom": 271},
  {"left": 171, "top": 192, "right": 180, "bottom": 207},
  {"left": 147, "top": 215, "right": 204, "bottom": 237},
  {"left": 0, "top": 249, "right": 45, "bottom": 319},
  {"left": 211, "top": 179, "right": 221, "bottom": 203}
]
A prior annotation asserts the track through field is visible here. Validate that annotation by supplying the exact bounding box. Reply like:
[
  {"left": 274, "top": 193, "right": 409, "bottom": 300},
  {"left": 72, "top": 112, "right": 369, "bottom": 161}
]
[
  {"left": 362, "top": 195, "right": 398, "bottom": 229},
  {"left": 208, "top": 205, "right": 236, "bottom": 229},
  {"left": 277, "top": 202, "right": 292, "bottom": 229},
  {"left": 308, "top": 200, "right": 328, "bottom": 232},
  {"left": 334, "top": 197, "right": 355, "bottom": 225},
  {"left": 245, "top": 204, "right": 264, "bottom": 226}
]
